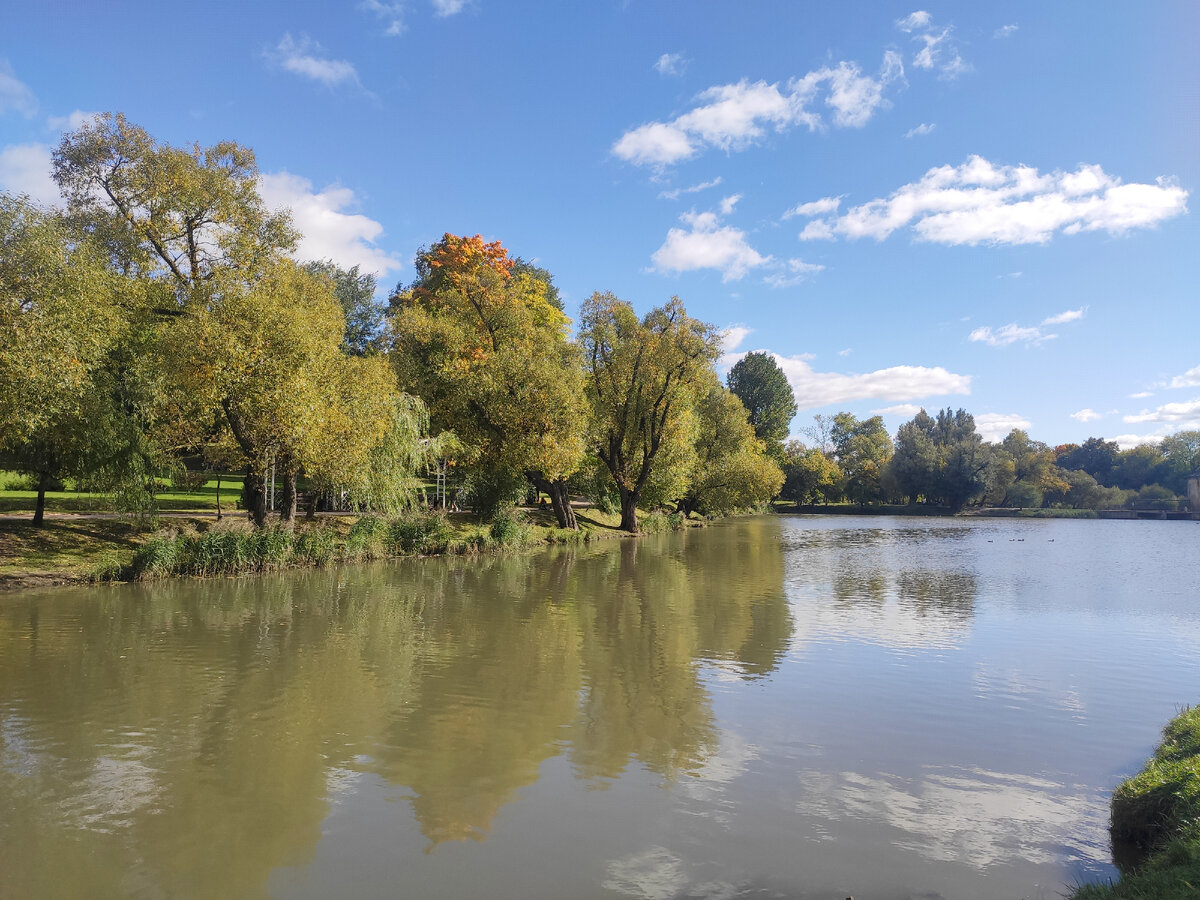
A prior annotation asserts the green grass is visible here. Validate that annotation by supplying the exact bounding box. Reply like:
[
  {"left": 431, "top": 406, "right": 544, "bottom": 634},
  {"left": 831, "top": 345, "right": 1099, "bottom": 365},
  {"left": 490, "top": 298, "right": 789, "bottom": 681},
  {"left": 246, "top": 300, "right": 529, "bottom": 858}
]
[
  {"left": 0, "top": 472, "right": 244, "bottom": 516},
  {"left": 1069, "top": 705, "right": 1200, "bottom": 899}
]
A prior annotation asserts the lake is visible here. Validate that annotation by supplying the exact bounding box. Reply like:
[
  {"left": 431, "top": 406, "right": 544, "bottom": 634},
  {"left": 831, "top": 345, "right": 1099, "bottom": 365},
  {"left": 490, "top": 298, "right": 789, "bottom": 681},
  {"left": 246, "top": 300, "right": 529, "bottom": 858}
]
[{"left": 2, "top": 515, "right": 1198, "bottom": 899}]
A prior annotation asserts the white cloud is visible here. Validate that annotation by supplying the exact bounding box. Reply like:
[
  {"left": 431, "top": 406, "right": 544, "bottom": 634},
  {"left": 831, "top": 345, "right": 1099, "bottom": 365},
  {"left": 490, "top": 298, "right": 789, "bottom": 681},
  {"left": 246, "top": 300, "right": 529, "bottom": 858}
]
[
  {"left": 1110, "top": 432, "right": 1170, "bottom": 450},
  {"left": 763, "top": 257, "right": 825, "bottom": 288},
  {"left": 721, "top": 325, "right": 752, "bottom": 353},
  {"left": 798, "top": 218, "right": 836, "bottom": 241},
  {"left": 650, "top": 209, "right": 771, "bottom": 281},
  {"left": 258, "top": 172, "right": 402, "bottom": 276},
  {"left": 654, "top": 53, "right": 686, "bottom": 76},
  {"left": 1042, "top": 307, "right": 1086, "bottom": 325},
  {"left": 872, "top": 403, "right": 923, "bottom": 417},
  {"left": 0, "top": 61, "right": 36, "bottom": 117},
  {"left": 730, "top": 352, "right": 970, "bottom": 409},
  {"left": 1169, "top": 364, "right": 1200, "bottom": 388},
  {"left": 899, "top": 11, "right": 971, "bottom": 80},
  {"left": 267, "top": 34, "right": 360, "bottom": 87},
  {"left": 968, "top": 307, "right": 1086, "bottom": 348},
  {"left": 360, "top": 0, "right": 406, "bottom": 36},
  {"left": 895, "top": 11, "right": 932, "bottom": 32},
  {"left": 976, "top": 413, "right": 1031, "bottom": 442},
  {"left": 0, "top": 143, "right": 59, "bottom": 206},
  {"left": 803, "top": 156, "right": 1188, "bottom": 246},
  {"left": 968, "top": 324, "right": 1053, "bottom": 347},
  {"left": 46, "top": 110, "right": 99, "bottom": 132},
  {"left": 1129, "top": 391, "right": 1154, "bottom": 399},
  {"left": 1070, "top": 408, "right": 1103, "bottom": 423},
  {"left": 838, "top": 348, "right": 853, "bottom": 357},
  {"left": 994, "top": 24, "right": 1019, "bottom": 39},
  {"left": 718, "top": 193, "right": 741, "bottom": 215},
  {"left": 657, "top": 176, "right": 722, "bottom": 200},
  {"left": 1123, "top": 398, "right": 1200, "bottom": 425},
  {"left": 783, "top": 195, "right": 841, "bottom": 220},
  {"left": 905, "top": 122, "right": 936, "bottom": 138},
  {"left": 613, "top": 54, "right": 901, "bottom": 168},
  {"left": 431, "top": 0, "right": 467, "bottom": 16}
]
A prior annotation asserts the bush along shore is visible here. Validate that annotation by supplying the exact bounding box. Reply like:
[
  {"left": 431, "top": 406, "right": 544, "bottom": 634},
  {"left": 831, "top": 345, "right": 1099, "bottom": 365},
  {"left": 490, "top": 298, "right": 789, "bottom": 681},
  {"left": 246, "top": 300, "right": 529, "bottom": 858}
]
[
  {"left": 92, "top": 506, "right": 693, "bottom": 583},
  {"left": 1071, "top": 704, "right": 1200, "bottom": 899}
]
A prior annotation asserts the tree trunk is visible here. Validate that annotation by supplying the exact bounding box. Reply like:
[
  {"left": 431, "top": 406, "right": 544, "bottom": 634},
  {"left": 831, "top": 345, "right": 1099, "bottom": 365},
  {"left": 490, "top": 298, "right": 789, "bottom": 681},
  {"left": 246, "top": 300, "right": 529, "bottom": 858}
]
[
  {"left": 242, "top": 468, "right": 268, "bottom": 528},
  {"left": 280, "top": 467, "right": 298, "bottom": 525},
  {"left": 215, "top": 473, "right": 223, "bottom": 520},
  {"left": 525, "top": 471, "right": 578, "bottom": 529},
  {"left": 618, "top": 488, "right": 639, "bottom": 533},
  {"left": 33, "top": 471, "right": 48, "bottom": 527}
]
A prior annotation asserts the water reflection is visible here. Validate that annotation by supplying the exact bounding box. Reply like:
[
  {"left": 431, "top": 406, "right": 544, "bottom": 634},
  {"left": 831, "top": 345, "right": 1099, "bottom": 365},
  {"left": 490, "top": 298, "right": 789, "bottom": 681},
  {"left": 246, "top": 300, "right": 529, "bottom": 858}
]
[{"left": 0, "top": 525, "right": 792, "bottom": 898}]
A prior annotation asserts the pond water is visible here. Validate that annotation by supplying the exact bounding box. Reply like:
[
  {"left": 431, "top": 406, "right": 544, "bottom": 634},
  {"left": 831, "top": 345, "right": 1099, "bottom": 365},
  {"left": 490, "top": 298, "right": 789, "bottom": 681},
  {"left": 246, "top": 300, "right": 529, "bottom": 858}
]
[{"left": 2, "top": 515, "right": 1198, "bottom": 899}]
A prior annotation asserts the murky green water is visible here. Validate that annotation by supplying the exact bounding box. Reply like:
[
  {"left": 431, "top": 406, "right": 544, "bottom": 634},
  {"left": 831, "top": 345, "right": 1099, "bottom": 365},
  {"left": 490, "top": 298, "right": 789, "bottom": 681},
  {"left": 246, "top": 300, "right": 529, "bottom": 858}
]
[{"left": 2, "top": 516, "right": 1198, "bottom": 899}]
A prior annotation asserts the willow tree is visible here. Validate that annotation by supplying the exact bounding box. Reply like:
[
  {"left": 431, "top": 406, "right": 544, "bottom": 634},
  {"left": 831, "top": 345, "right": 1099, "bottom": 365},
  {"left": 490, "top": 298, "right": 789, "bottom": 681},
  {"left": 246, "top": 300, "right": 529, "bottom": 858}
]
[
  {"left": 164, "top": 260, "right": 427, "bottom": 526},
  {"left": 676, "top": 374, "right": 784, "bottom": 517},
  {"left": 389, "top": 234, "right": 587, "bottom": 528},
  {"left": 0, "top": 194, "right": 127, "bottom": 524},
  {"left": 579, "top": 293, "right": 719, "bottom": 533}
]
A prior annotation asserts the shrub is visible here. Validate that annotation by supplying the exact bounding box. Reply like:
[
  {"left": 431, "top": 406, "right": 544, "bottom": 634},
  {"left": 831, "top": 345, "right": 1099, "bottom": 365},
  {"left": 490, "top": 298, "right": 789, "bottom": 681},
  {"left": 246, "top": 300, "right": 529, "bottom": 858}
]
[
  {"left": 489, "top": 507, "right": 532, "bottom": 547},
  {"left": 387, "top": 510, "right": 451, "bottom": 554}
]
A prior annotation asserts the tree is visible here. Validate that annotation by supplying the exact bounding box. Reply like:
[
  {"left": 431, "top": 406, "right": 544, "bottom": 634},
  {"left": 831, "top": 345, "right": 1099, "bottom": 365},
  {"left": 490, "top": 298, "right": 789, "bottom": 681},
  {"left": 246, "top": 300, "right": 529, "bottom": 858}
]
[
  {"left": 781, "top": 441, "right": 842, "bottom": 505},
  {"left": 304, "top": 260, "right": 385, "bottom": 355},
  {"left": 1158, "top": 430, "right": 1200, "bottom": 495},
  {"left": 1111, "top": 443, "right": 1166, "bottom": 492},
  {"left": 389, "top": 234, "right": 587, "bottom": 527},
  {"left": 0, "top": 194, "right": 126, "bottom": 524},
  {"left": 726, "top": 351, "right": 797, "bottom": 459},
  {"left": 831, "top": 413, "right": 893, "bottom": 506},
  {"left": 579, "top": 293, "right": 720, "bottom": 532},
  {"left": 53, "top": 113, "right": 296, "bottom": 299},
  {"left": 676, "top": 374, "right": 784, "bottom": 516},
  {"left": 1056, "top": 437, "right": 1120, "bottom": 485},
  {"left": 999, "top": 429, "right": 1068, "bottom": 508}
]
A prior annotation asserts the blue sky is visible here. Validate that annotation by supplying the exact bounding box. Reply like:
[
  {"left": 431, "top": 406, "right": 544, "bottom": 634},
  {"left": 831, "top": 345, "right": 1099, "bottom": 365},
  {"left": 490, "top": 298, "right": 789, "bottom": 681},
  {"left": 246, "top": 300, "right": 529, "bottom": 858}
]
[{"left": 2, "top": 1, "right": 1196, "bottom": 447}]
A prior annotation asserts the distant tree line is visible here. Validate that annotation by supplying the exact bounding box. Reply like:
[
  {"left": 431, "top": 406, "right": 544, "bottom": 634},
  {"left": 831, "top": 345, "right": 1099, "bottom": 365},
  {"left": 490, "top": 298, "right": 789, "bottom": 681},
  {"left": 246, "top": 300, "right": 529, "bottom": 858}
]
[
  {"left": 0, "top": 114, "right": 784, "bottom": 532},
  {"left": 780, "top": 408, "right": 1199, "bottom": 513}
]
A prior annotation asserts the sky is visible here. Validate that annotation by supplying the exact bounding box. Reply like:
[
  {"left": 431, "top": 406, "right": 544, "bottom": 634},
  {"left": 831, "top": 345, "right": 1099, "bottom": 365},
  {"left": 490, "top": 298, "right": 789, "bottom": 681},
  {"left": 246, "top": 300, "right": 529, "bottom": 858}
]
[{"left": 2, "top": 1, "right": 1197, "bottom": 448}]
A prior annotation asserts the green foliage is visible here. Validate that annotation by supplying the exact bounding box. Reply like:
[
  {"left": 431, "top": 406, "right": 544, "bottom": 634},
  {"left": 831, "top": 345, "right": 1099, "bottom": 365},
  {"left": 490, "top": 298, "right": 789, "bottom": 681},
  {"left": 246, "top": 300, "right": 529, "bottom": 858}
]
[
  {"left": 639, "top": 510, "right": 686, "bottom": 533},
  {"left": 831, "top": 413, "right": 893, "bottom": 505},
  {"left": 489, "top": 506, "right": 533, "bottom": 547},
  {"left": 304, "top": 259, "right": 385, "bottom": 355},
  {"left": 580, "top": 292, "right": 720, "bottom": 532},
  {"left": 1073, "top": 706, "right": 1200, "bottom": 900},
  {"left": 386, "top": 510, "right": 451, "bottom": 555},
  {"left": 888, "top": 408, "right": 987, "bottom": 510},
  {"left": 726, "top": 351, "right": 797, "bottom": 454}
]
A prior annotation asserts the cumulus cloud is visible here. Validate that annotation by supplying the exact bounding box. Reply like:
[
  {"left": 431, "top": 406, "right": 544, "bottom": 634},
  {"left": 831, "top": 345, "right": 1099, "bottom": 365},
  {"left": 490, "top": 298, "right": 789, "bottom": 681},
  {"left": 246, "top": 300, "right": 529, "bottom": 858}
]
[
  {"left": 897, "top": 11, "right": 970, "bottom": 80},
  {"left": 975, "top": 413, "right": 1031, "bottom": 442},
  {"left": 721, "top": 325, "right": 752, "bottom": 353},
  {"left": 1168, "top": 364, "right": 1200, "bottom": 388},
  {"left": 969, "top": 307, "right": 1085, "bottom": 347},
  {"left": 267, "top": 34, "right": 360, "bottom": 87},
  {"left": 905, "top": 122, "right": 936, "bottom": 138},
  {"left": 0, "top": 143, "right": 60, "bottom": 206},
  {"left": 613, "top": 54, "right": 901, "bottom": 168},
  {"left": 1110, "top": 432, "right": 1171, "bottom": 450},
  {"left": 872, "top": 403, "right": 923, "bottom": 417},
  {"left": 650, "top": 209, "right": 771, "bottom": 281},
  {"left": 782, "top": 195, "right": 841, "bottom": 220},
  {"left": 763, "top": 257, "right": 825, "bottom": 288},
  {"left": 726, "top": 351, "right": 970, "bottom": 409},
  {"left": 258, "top": 172, "right": 402, "bottom": 276},
  {"left": 1123, "top": 398, "right": 1200, "bottom": 426},
  {"left": 0, "top": 61, "right": 36, "bottom": 117},
  {"left": 654, "top": 52, "right": 687, "bottom": 76},
  {"left": 717, "top": 193, "right": 742, "bottom": 215},
  {"left": 658, "top": 176, "right": 722, "bottom": 200},
  {"left": 1070, "top": 408, "right": 1103, "bottom": 423},
  {"left": 800, "top": 156, "right": 1188, "bottom": 245}
]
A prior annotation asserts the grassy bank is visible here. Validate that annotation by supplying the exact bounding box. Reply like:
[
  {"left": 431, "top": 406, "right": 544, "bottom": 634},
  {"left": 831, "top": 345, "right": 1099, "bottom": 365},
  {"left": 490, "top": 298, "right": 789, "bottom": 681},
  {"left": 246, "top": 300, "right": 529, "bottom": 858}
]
[
  {"left": 1, "top": 505, "right": 691, "bottom": 588},
  {"left": 1070, "top": 705, "right": 1200, "bottom": 899}
]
